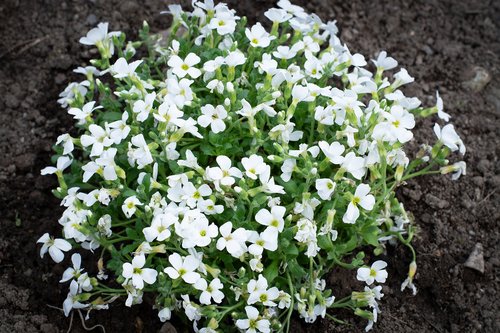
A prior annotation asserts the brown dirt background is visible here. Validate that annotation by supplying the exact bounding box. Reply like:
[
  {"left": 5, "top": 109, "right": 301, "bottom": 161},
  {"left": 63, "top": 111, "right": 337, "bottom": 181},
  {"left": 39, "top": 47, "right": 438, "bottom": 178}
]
[{"left": 0, "top": 0, "right": 499, "bottom": 332}]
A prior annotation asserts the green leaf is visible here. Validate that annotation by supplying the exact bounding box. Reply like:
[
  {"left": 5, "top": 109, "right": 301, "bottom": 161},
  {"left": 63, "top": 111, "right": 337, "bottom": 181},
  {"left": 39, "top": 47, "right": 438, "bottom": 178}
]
[
  {"left": 283, "top": 243, "right": 298, "bottom": 258},
  {"left": 263, "top": 259, "right": 279, "bottom": 283},
  {"left": 288, "top": 259, "right": 306, "bottom": 277},
  {"left": 318, "top": 235, "right": 334, "bottom": 251},
  {"left": 99, "top": 111, "right": 123, "bottom": 122},
  {"left": 361, "top": 225, "right": 380, "bottom": 247}
]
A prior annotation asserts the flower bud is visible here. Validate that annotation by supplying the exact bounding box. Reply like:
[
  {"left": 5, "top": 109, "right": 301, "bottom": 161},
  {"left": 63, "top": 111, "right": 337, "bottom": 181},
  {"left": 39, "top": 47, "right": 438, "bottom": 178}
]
[
  {"left": 395, "top": 164, "right": 404, "bottom": 182},
  {"left": 272, "top": 91, "right": 281, "bottom": 99},
  {"left": 238, "top": 267, "right": 246, "bottom": 278},
  {"left": 354, "top": 308, "right": 374, "bottom": 320},
  {"left": 408, "top": 261, "right": 417, "bottom": 279}
]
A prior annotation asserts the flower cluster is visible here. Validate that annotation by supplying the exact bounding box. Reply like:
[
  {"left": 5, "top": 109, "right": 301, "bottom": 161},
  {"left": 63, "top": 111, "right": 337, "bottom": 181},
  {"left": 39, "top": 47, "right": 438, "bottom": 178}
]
[{"left": 39, "top": 1, "right": 466, "bottom": 331}]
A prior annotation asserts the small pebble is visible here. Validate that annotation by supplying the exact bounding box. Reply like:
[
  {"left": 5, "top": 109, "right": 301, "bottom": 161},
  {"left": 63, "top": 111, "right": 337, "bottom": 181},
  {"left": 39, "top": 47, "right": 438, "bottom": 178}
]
[
  {"left": 159, "top": 322, "right": 178, "bottom": 333},
  {"left": 464, "top": 243, "right": 485, "bottom": 273},
  {"left": 462, "top": 66, "right": 491, "bottom": 92}
]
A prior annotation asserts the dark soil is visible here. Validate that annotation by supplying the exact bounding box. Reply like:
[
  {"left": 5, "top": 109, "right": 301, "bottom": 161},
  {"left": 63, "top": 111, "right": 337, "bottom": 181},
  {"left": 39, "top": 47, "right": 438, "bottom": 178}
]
[{"left": 1, "top": 0, "right": 499, "bottom": 332}]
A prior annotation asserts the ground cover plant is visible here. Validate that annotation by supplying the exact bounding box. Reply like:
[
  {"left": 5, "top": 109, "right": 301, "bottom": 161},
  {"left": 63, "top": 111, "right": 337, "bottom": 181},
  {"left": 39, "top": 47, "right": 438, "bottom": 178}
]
[{"left": 37, "top": 1, "right": 467, "bottom": 331}]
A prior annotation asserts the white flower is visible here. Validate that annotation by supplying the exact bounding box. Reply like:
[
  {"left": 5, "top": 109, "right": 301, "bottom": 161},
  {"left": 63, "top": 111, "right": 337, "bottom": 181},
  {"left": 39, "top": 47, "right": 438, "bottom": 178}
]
[
  {"left": 249, "top": 256, "right": 264, "bottom": 273},
  {"left": 180, "top": 216, "right": 218, "bottom": 248},
  {"left": 68, "top": 101, "right": 102, "bottom": 124},
  {"left": 177, "top": 149, "right": 200, "bottom": 171},
  {"left": 128, "top": 134, "right": 154, "bottom": 168},
  {"left": 341, "top": 151, "right": 367, "bottom": 180},
  {"left": 80, "top": 124, "right": 113, "bottom": 157},
  {"left": 97, "top": 214, "right": 112, "bottom": 237},
  {"left": 41, "top": 155, "right": 72, "bottom": 175},
  {"left": 194, "top": 278, "right": 225, "bottom": 305},
  {"left": 248, "top": 228, "right": 278, "bottom": 255},
  {"left": 225, "top": 50, "right": 247, "bottom": 67},
  {"left": 180, "top": 294, "right": 202, "bottom": 321},
  {"left": 314, "top": 105, "right": 334, "bottom": 125},
  {"left": 294, "top": 218, "right": 318, "bottom": 257},
  {"left": 259, "top": 165, "right": 285, "bottom": 195},
  {"left": 123, "top": 281, "right": 143, "bottom": 307},
  {"left": 237, "top": 99, "right": 260, "bottom": 119},
  {"left": 181, "top": 182, "right": 212, "bottom": 208},
  {"left": 400, "top": 261, "right": 418, "bottom": 295},
  {"left": 143, "top": 213, "right": 177, "bottom": 242},
  {"left": 174, "top": 117, "right": 203, "bottom": 140},
  {"left": 203, "top": 56, "right": 225, "bottom": 73},
  {"left": 433, "top": 123, "right": 466, "bottom": 155},
  {"left": 372, "top": 51, "right": 397, "bottom": 70},
  {"left": 197, "top": 104, "right": 227, "bottom": 133},
  {"left": 255, "top": 205, "right": 286, "bottom": 232},
  {"left": 198, "top": 198, "right": 224, "bottom": 215},
  {"left": 241, "top": 154, "right": 267, "bottom": 180},
  {"left": 55, "top": 134, "right": 75, "bottom": 155},
  {"left": 79, "top": 22, "right": 120, "bottom": 57},
  {"left": 314, "top": 296, "right": 335, "bottom": 319},
  {"left": 343, "top": 184, "right": 375, "bottom": 224},
  {"left": 278, "top": 0, "right": 307, "bottom": 19},
  {"left": 247, "top": 274, "right": 279, "bottom": 306},
  {"left": 208, "top": 11, "right": 237, "bottom": 35},
  {"left": 319, "top": 141, "right": 345, "bottom": 164},
  {"left": 254, "top": 53, "right": 277, "bottom": 75},
  {"left": 315, "top": 178, "right": 336, "bottom": 200},
  {"left": 207, "top": 155, "right": 242, "bottom": 187},
  {"left": 158, "top": 307, "right": 172, "bottom": 322},
  {"left": 63, "top": 280, "right": 88, "bottom": 317},
  {"left": 166, "top": 77, "right": 194, "bottom": 108},
  {"left": 373, "top": 105, "right": 415, "bottom": 144},
  {"left": 111, "top": 57, "right": 143, "bottom": 79},
  {"left": 357, "top": 260, "right": 388, "bottom": 285},
  {"left": 245, "top": 23, "right": 275, "bottom": 48},
  {"left": 294, "top": 197, "right": 321, "bottom": 220},
  {"left": 79, "top": 22, "right": 119, "bottom": 45},
  {"left": 154, "top": 100, "right": 184, "bottom": 127},
  {"left": 122, "top": 254, "right": 158, "bottom": 289},
  {"left": 264, "top": 8, "right": 292, "bottom": 23},
  {"left": 236, "top": 306, "right": 270, "bottom": 333},
  {"left": 107, "top": 111, "right": 131, "bottom": 143},
  {"left": 269, "top": 121, "right": 303, "bottom": 143},
  {"left": 73, "top": 66, "right": 101, "bottom": 77},
  {"left": 95, "top": 148, "right": 118, "bottom": 181},
  {"left": 60, "top": 253, "right": 83, "bottom": 283},
  {"left": 392, "top": 68, "right": 414, "bottom": 88},
  {"left": 122, "top": 196, "right": 142, "bottom": 218},
  {"left": 440, "top": 161, "right": 467, "bottom": 180},
  {"left": 58, "top": 81, "right": 89, "bottom": 108},
  {"left": 164, "top": 253, "right": 201, "bottom": 284},
  {"left": 280, "top": 158, "right": 296, "bottom": 182},
  {"left": 435, "top": 91, "right": 451, "bottom": 122},
  {"left": 216, "top": 221, "right": 249, "bottom": 258},
  {"left": 207, "top": 79, "right": 225, "bottom": 94},
  {"left": 168, "top": 53, "right": 202, "bottom": 79},
  {"left": 133, "top": 92, "right": 156, "bottom": 122},
  {"left": 61, "top": 187, "right": 79, "bottom": 207},
  {"left": 37, "top": 233, "right": 71, "bottom": 263}
]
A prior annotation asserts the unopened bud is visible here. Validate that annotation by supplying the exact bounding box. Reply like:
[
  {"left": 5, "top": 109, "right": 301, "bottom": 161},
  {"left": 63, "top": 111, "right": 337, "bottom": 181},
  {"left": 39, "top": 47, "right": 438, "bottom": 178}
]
[{"left": 408, "top": 261, "right": 417, "bottom": 279}]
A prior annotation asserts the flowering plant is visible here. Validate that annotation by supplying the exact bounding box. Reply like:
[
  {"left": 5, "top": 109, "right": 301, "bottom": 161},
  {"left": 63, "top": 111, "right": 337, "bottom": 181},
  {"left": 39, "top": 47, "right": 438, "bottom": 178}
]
[{"left": 38, "top": 1, "right": 466, "bottom": 332}]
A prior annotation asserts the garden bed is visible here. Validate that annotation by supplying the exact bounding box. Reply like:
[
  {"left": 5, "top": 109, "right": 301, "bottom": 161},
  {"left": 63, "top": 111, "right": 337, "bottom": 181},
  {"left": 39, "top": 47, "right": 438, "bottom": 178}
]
[{"left": 0, "top": 0, "right": 499, "bottom": 332}]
